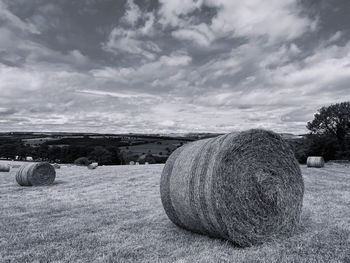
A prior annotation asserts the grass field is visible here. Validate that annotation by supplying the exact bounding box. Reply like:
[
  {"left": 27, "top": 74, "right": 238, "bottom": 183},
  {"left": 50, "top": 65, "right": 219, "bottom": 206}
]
[{"left": 0, "top": 162, "right": 349, "bottom": 262}]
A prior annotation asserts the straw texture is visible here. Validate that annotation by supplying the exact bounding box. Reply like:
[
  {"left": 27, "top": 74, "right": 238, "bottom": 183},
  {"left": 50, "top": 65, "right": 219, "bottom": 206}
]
[
  {"left": 160, "top": 129, "right": 304, "bottom": 247},
  {"left": 16, "top": 162, "right": 56, "bottom": 186},
  {"left": 0, "top": 164, "right": 10, "bottom": 172},
  {"left": 307, "top": 156, "right": 325, "bottom": 168}
]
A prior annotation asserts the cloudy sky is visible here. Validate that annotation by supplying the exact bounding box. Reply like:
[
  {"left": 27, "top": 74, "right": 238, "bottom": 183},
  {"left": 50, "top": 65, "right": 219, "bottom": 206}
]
[{"left": 0, "top": 0, "right": 349, "bottom": 134}]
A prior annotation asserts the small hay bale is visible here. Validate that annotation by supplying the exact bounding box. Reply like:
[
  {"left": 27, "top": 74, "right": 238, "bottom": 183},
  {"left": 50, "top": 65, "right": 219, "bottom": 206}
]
[
  {"left": 160, "top": 129, "right": 304, "bottom": 247},
  {"left": 129, "top": 161, "right": 135, "bottom": 165},
  {"left": 16, "top": 162, "right": 56, "bottom": 186},
  {"left": 135, "top": 162, "right": 140, "bottom": 165},
  {"left": 87, "top": 162, "right": 98, "bottom": 169},
  {"left": 307, "top": 156, "right": 325, "bottom": 168},
  {"left": 0, "top": 163, "right": 10, "bottom": 172}
]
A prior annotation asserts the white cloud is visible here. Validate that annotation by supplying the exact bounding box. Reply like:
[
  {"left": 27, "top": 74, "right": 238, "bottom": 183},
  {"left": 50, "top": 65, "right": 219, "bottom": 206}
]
[
  {"left": 76, "top": 89, "right": 159, "bottom": 99},
  {"left": 205, "top": 0, "right": 314, "bottom": 42},
  {"left": 122, "top": 0, "right": 142, "bottom": 26},
  {"left": 172, "top": 23, "right": 215, "bottom": 47},
  {"left": 91, "top": 51, "right": 192, "bottom": 84},
  {"left": 158, "top": 0, "right": 203, "bottom": 27},
  {"left": 103, "top": 1, "right": 158, "bottom": 59},
  {"left": 159, "top": 0, "right": 316, "bottom": 47},
  {"left": 103, "top": 27, "right": 160, "bottom": 60},
  {"left": 269, "top": 42, "right": 350, "bottom": 95}
]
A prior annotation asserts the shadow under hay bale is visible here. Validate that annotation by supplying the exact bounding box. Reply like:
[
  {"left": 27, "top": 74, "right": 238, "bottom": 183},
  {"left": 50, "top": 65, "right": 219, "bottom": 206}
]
[
  {"left": 87, "top": 162, "right": 98, "bottom": 169},
  {"left": 16, "top": 162, "right": 56, "bottom": 186},
  {"left": 307, "top": 156, "right": 325, "bottom": 168},
  {"left": 0, "top": 163, "right": 10, "bottom": 172},
  {"left": 160, "top": 129, "right": 304, "bottom": 247}
]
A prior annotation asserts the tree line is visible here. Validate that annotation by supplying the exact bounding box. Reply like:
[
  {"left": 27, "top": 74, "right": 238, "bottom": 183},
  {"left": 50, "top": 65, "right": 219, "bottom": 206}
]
[
  {"left": 1, "top": 102, "right": 349, "bottom": 164},
  {"left": 290, "top": 101, "right": 350, "bottom": 163},
  {"left": 0, "top": 143, "right": 123, "bottom": 165}
]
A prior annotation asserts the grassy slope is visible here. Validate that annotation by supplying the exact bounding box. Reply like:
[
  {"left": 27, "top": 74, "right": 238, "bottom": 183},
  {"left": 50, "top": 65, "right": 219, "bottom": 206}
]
[{"left": 0, "top": 162, "right": 349, "bottom": 263}]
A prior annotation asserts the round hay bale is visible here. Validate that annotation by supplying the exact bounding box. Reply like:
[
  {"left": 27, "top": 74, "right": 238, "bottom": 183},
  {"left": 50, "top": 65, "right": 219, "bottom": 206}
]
[
  {"left": 129, "top": 161, "right": 135, "bottom": 165},
  {"left": 307, "top": 156, "right": 324, "bottom": 168},
  {"left": 87, "top": 162, "right": 98, "bottom": 169},
  {"left": 16, "top": 162, "right": 56, "bottom": 186},
  {"left": 160, "top": 129, "right": 304, "bottom": 247},
  {"left": 0, "top": 163, "right": 10, "bottom": 172}
]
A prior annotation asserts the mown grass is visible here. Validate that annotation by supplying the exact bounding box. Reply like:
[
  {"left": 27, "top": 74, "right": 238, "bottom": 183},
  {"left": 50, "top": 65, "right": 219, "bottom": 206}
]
[{"left": 0, "top": 162, "right": 349, "bottom": 262}]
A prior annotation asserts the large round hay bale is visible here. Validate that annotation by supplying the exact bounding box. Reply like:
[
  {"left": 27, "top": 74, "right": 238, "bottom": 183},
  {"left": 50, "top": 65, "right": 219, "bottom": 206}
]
[
  {"left": 16, "top": 162, "right": 56, "bottom": 186},
  {"left": 87, "top": 162, "right": 98, "bottom": 169},
  {"left": 160, "top": 129, "right": 304, "bottom": 247},
  {"left": 307, "top": 156, "right": 324, "bottom": 168},
  {"left": 0, "top": 163, "right": 10, "bottom": 172}
]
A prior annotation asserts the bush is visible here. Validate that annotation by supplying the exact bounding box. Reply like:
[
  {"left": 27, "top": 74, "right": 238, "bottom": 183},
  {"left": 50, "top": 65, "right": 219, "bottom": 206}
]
[
  {"left": 74, "top": 157, "right": 91, "bottom": 166},
  {"left": 289, "top": 135, "right": 350, "bottom": 163}
]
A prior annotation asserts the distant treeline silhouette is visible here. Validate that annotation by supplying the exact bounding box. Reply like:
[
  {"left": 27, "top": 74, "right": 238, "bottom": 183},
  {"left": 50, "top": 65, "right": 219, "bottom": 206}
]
[
  {"left": 290, "top": 102, "right": 350, "bottom": 163},
  {"left": 1, "top": 102, "right": 349, "bottom": 164}
]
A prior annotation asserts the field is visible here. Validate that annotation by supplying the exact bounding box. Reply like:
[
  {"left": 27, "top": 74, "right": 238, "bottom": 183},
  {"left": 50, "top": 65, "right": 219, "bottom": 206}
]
[
  {"left": 0, "top": 162, "right": 349, "bottom": 262},
  {"left": 119, "top": 140, "right": 184, "bottom": 157}
]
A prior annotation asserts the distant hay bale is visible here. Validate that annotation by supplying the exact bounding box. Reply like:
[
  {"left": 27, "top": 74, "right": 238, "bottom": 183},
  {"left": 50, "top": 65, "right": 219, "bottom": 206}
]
[
  {"left": 307, "top": 156, "right": 325, "bottom": 168},
  {"left": 135, "top": 162, "right": 140, "bottom": 165},
  {"left": 87, "top": 162, "right": 98, "bottom": 169},
  {"left": 0, "top": 163, "right": 10, "bottom": 172},
  {"left": 145, "top": 162, "right": 149, "bottom": 165},
  {"left": 129, "top": 161, "right": 135, "bottom": 165},
  {"left": 160, "top": 129, "right": 304, "bottom": 247},
  {"left": 16, "top": 162, "right": 56, "bottom": 186}
]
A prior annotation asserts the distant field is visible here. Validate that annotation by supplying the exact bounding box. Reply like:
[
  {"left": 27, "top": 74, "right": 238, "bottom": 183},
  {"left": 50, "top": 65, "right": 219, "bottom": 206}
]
[
  {"left": 119, "top": 140, "right": 184, "bottom": 156},
  {"left": 0, "top": 162, "right": 349, "bottom": 262}
]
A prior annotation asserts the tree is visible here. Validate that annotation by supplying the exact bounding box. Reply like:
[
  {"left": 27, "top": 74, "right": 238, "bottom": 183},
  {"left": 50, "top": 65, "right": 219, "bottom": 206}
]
[
  {"left": 106, "top": 146, "right": 122, "bottom": 165},
  {"left": 88, "top": 146, "right": 113, "bottom": 165},
  {"left": 74, "top": 157, "right": 91, "bottom": 166},
  {"left": 307, "top": 102, "right": 350, "bottom": 144}
]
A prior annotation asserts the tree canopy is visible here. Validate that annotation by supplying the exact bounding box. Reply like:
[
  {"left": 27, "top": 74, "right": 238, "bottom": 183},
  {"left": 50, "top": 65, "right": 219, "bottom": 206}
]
[{"left": 307, "top": 102, "right": 350, "bottom": 142}]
